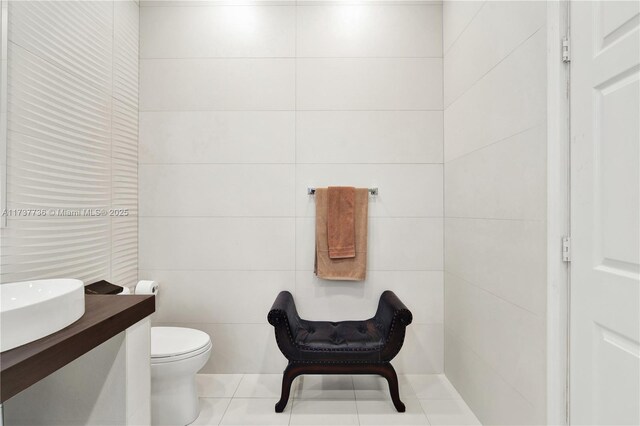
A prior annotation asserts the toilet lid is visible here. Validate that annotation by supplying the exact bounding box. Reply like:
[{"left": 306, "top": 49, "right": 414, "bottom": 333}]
[{"left": 151, "top": 327, "right": 211, "bottom": 359}]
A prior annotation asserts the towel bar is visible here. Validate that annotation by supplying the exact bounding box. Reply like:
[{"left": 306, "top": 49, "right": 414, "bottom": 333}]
[{"left": 307, "top": 187, "right": 378, "bottom": 196}]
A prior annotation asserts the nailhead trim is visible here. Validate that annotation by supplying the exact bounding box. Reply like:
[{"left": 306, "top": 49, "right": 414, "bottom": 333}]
[{"left": 268, "top": 307, "right": 412, "bottom": 363}]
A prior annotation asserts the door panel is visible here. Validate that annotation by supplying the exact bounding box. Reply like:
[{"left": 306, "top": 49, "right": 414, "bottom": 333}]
[{"left": 570, "top": 1, "right": 640, "bottom": 425}]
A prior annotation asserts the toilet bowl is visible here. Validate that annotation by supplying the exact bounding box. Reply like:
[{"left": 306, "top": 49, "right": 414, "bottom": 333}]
[{"left": 151, "top": 327, "right": 212, "bottom": 426}]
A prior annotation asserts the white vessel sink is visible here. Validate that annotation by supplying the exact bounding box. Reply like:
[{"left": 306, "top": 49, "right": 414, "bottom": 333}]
[{"left": 1, "top": 279, "right": 85, "bottom": 352}]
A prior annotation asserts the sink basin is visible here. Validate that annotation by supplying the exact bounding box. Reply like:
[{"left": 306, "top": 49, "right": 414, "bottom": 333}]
[{"left": 1, "top": 279, "right": 85, "bottom": 352}]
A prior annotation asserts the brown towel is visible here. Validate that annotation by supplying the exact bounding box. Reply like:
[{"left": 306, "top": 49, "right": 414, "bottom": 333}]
[
  {"left": 327, "top": 186, "right": 356, "bottom": 259},
  {"left": 314, "top": 188, "right": 368, "bottom": 281}
]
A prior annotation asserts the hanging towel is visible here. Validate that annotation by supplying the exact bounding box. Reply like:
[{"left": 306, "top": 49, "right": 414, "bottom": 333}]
[
  {"left": 314, "top": 188, "right": 368, "bottom": 281},
  {"left": 327, "top": 186, "right": 356, "bottom": 259}
]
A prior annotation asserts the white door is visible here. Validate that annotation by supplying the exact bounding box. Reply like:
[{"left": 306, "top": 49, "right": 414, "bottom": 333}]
[{"left": 570, "top": 1, "right": 640, "bottom": 424}]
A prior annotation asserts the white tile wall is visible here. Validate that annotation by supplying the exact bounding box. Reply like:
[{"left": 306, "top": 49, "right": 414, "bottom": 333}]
[
  {"left": 296, "top": 4, "right": 442, "bottom": 58},
  {"left": 444, "top": 273, "right": 546, "bottom": 409},
  {"left": 367, "top": 218, "right": 444, "bottom": 272},
  {"left": 139, "top": 164, "right": 295, "bottom": 216},
  {"left": 140, "top": 5, "right": 295, "bottom": 58},
  {"left": 442, "top": 0, "right": 485, "bottom": 53},
  {"left": 145, "top": 270, "right": 295, "bottom": 324},
  {"left": 139, "top": 111, "right": 295, "bottom": 164},
  {"left": 139, "top": 217, "right": 295, "bottom": 270},
  {"left": 296, "top": 111, "right": 443, "bottom": 164},
  {"left": 444, "top": 218, "right": 546, "bottom": 316},
  {"left": 443, "top": 1, "right": 547, "bottom": 424},
  {"left": 444, "top": 331, "right": 542, "bottom": 425},
  {"left": 140, "top": 58, "right": 295, "bottom": 111},
  {"left": 393, "top": 324, "right": 444, "bottom": 374},
  {"left": 443, "top": 1, "right": 546, "bottom": 107},
  {"left": 444, "top": 30, "right": 546, "bottom": 162},
  {"left": 296, "top": 58, "right": 442, "bottom": 110},
  {"left": 444, "top": 126, "right": 547, "bottom": 221},
  {"left": 139, "top": 2, "right": 444, "bottom": 374},
  {"left": 294, "top": 271, "right": 443, "bottom": 324}
]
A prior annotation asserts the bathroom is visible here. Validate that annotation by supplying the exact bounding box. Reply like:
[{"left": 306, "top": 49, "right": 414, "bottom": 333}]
[{"left": 0, "top": 0, "right": 638, "bottom": 425}]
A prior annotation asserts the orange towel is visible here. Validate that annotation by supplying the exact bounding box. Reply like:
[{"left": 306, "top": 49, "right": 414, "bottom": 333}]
[
  {"left": 314, "top": 188, "right": 368, "bottom": 281},
  {"left": 327, "top": 186, "right": 356, "bottom": 259}
]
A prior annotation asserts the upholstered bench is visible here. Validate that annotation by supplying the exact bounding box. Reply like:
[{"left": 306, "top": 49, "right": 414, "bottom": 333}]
[{"left": 267, "top": 290, "right": 413, "bottom": 412}]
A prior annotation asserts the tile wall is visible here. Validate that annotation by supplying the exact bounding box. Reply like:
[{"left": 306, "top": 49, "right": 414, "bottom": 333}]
[
  {"left": 139, "top": 1, "right": 445, "bottom": 374},
  {"left": 442, "top": 1, "right": 548, "bottom": 424}
]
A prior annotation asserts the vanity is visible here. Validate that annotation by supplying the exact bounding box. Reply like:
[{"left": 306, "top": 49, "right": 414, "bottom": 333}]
[{"left": 0, "top": 280, "right": 155, "bottom": 426}]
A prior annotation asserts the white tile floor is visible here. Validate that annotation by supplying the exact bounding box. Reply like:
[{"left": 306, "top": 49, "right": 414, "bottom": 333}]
[{"left": 192, "top": 374, "right": 481, "bottom": 426}]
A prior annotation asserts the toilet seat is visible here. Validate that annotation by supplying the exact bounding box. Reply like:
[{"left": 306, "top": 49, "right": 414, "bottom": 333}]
[{"left": 151, "top": 327, "right": 212, "bottom": 364}]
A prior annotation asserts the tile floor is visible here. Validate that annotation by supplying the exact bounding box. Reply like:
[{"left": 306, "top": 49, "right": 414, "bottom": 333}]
[{"left": 191, "top": 374, "right": 481, "bottom": 426}]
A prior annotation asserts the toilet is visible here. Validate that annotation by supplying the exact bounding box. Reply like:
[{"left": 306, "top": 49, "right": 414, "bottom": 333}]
[{"left": 150, "top": 327, "right": 212, "bottom": 425}]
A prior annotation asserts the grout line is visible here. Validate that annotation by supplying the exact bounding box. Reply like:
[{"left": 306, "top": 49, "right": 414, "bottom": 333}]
[
  {"left": 140, "top": 3, "right": 298, "bottom": 8},
  {"left": 216, "top": 379, "right": 238, "bottom": 426},
  {"left": 351, "top": 374, "right": 357, "bottom": 402},
  {"left": 140, "top": 268, "right": 300, "bottom": 272},
  {"left": 444, "top": 270, "right": 544, "bottom": 318},
  {"left": 291, "top": 373, "right": 297, "bottom": 404},
  {"left": 443, "top": 328, "right": 537, "bottom": 412},
  {"left": 293, "top": 0, "right": 298, "bottom": 314},
  {"left": 140, "top": 55, "right": 444, "bottom": 60},
  {"left": 136, "top": 0, "right": 142, "bottom": 288},
  {"left": 198, "top": 395, "right": 290, "bottom": 400},
  {"left": 137, "top": 215, "right": 446, "bottom": 219},
  {"left": 215, "top": 374, "right": 241, "bottom": 425},
  {"left": 402, "top": 373, "right": 419, "bottom": 400},
  {"left": 444, "top": 216, "right": 546, "bottom": 222},
  {"left": 442, "top": 0, "right": 487, "bottom": 57},
  {"left": 138, "top": 109, "right": 442, "bottom": 113},
  {"left": 418, "top": 398, "right": 432, "bottom": 425},
  {"left": 138, "top": 268, "right": 445, "bottom": 272},
  {"left": 441, "top": 0, "right": 446, "bottom": 389},
  {"left": 139, "top": 109, "right": 444, "bottom": 112},
  {"left": 444, "top": 26, "right": 544, "bottom": 109},
  {"left": 352, "top": 375, "right": 361, "bottom": 425},
  {"left": 154, "top": 321, "right": 444, "bottom": 326},
  {"left": 230, "top": 374, "right": 243, "bottom": 398},
  {"left": 138, "top": 162, "right": 445, "bottom": 165},
  {"left": 140, "top": 2, "right": 443, "bottom": 7},
  {"left": 443, "top": 122, "right": 544, "bottom": 164},
  {"left": 109, "top": 0, "right": 115, "bottom": 286},
  {"left": 215, "top": 398, "right": 233, "bottom": 426}
]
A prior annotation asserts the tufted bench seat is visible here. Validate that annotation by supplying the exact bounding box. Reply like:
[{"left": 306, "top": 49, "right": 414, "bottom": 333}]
[
  {"left": 296, "top": 319, "right": 384, "bottom": 350},
  {"left": 268, "top": 290, "right": 413, "bottom": 412}
]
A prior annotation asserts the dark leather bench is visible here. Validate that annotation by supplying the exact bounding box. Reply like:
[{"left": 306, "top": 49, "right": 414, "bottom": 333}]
[{"left": 268, "top": 290, "right": 413, "bottom": 412}]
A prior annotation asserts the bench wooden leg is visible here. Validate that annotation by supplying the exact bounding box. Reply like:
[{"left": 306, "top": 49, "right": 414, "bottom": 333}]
[
  {"left": 274, "top": 362, "right": 405, "bottom": 413},
  {"left": 275, "top": 364, "right": 301, "bottom": 413},
  {"left": 379, "top": 363, "right": 405, "bottom": 412}
]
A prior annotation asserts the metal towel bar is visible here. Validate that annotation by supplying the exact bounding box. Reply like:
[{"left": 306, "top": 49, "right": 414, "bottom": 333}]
[{"left": 307, "top": 187, "right": 378, "bottom": 196}]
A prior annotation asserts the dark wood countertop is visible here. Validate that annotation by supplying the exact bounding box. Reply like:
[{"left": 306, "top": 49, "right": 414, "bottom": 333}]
[{"left": 0, "top": 294, "right": 155, "bottom": 403}]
